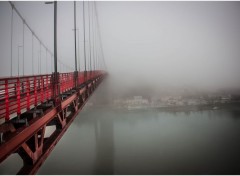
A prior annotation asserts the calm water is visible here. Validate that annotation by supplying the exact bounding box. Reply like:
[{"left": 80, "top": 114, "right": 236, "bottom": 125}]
[
  {"left": 35, "top": 106, "right": 240, "bottom": 175},
  {"left": 1, "top": 83, "right": 240, "bottom": 174}
]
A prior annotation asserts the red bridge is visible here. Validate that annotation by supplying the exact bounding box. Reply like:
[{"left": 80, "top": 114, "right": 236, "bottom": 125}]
[{"left": 0, "top": 1, "right": 107, "bottom": 174}]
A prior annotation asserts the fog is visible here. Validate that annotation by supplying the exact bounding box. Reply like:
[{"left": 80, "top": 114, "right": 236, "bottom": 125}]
[
  {"left": 1, "top": 2, "right": 240, "bottom": 174},
  {"left": 97, "top": 1, "right": 240, "bottom": 92},
  {"left": 1, "top": 1, "right": 240, "bottom": 93}
]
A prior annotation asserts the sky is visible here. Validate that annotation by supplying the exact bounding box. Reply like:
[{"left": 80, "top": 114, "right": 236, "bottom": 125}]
[{"left": 0, "top": 1, "right": 240, "bottom": 92}]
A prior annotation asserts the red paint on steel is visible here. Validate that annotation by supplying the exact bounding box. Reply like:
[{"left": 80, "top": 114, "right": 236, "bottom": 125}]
[
  {"left": 16, "top": 78, "right": 21, "bottom": 116},
  {"left": 0, "top": 107, "right": 58, "bottom": 162},
  {"left": 18, "top": 75, "right": 105, "bottom": 175},
  {"left": 46, "top": 75, "right": 49, "bottom": 100},
  {"left": 4, "top": 80, "right": 9, "bottom": 121},
  {"left": 41, "top": 76, "right": 44, "bottom": 103},
  {"left": 0, "top": 71, "right": 106, "bottom": 174},
  {"left": 61, "top": 93, "right": 77, "bottom": 110},
  {"left": 34, "top": 76, "right": 37, "bottom": 107},
  {"left": 26, "top": 78, "right": 30, "bottom": 110},
  {"left": 0, "top": 71, "right": 106, "bottom": 121}
]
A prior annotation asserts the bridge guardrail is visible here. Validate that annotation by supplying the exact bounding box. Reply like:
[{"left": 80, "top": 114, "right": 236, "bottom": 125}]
[{"left": 0, "top": 70, "right": 106, "bottom": 122}]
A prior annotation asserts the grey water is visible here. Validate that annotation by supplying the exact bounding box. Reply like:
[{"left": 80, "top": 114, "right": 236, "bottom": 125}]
[
  {"left": 1, "top": 83, "right": 240, "bottom": 175},
  {"left": 37, "top": 99, "right": 240, "bottom": 174}
]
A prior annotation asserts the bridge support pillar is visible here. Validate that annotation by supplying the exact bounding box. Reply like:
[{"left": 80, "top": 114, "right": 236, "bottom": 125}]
[
  {"left": 52, "top": 72, "right": 60, "bottom": 103},
  {"left": 17, "top": 125, "right": 46, "bottom": 174},
  {"left": 74, "top": 71, "right": 78, "bottom": 89}
]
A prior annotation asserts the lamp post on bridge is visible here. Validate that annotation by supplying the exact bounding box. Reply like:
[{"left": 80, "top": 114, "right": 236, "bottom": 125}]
[
  {"left": 45, "top": 1, "right": 60, "bottom": 102},
  {"left": 83, "top": 1, "right": 87, "bottom": 80},
  {"left": 73, "top": 1, "right": 78, "bottom": 89},
  {"left": 77, "top": 29, "right": 80, "bottom": 72},
  {"left": 72, "top": 28, "right": 80, "bottom": 72}
]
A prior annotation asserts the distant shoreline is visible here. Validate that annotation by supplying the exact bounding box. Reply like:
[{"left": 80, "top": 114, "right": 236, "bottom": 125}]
[
  {"left": 94, "top": 102, "right": 240, "bottom": 112},
  {"left": 154, "top": 102, "right": 240, "bottom": 112}
]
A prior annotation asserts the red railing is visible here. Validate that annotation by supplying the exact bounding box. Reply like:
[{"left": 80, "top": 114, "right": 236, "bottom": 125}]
[
  {"left": 0, "top": 70, "right": 105, "bottom": 122},
  {"left": 59, "top": 72, "right": 74, "bottom": 94}
]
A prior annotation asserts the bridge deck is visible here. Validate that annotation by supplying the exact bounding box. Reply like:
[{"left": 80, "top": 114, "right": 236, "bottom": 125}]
[
  {"left": 0, "top": 71, "right": 103, "bottom": 122},
  {"left": 0, "top": 70, "right": 107, "bottom": 174}
]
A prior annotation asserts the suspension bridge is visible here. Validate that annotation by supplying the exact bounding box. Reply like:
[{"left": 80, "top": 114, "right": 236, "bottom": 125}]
[{"left": 0, "top": 1, "right": 107, "bottom": 174}]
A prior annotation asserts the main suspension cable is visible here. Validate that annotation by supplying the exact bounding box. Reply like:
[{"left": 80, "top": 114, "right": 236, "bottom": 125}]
[
  {"left": 9, "top": 2, "right": 53, "bottom": 56},
  {"left": 9, "top": 2, "right": 66, "bottom": 75},
  {"left": 94, "top": 1, "right": 107, "bottom": 71}
]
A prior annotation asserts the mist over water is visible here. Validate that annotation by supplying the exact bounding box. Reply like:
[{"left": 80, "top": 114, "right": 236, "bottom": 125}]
[
  {"left": 97, "top": 1, "right": 240, "bottom": 92},
  {"left": 0, "top": 77, "right": 240, "bottom": 175},
  {"left": 36, "top": 79, "right": 240, "bottom": 175},
  {"left": 0, "top": 1, "right": 240, "bottom": 175}
]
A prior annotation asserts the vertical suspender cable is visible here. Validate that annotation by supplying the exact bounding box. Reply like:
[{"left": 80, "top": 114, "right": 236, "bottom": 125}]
[
  {"left": 32, "top": 33, "right": 34, "bottom": 75},
  {"left": 94, "top": 2, "right": 98, "bottom": 70},
  {"left": 74, "top": 1, "right": 78, "bottom": 88},
  {"left": 95, "top": 35, "right": 98, "bottom": 71},
  {"left": 95, "top": 24, "right": 97, "bottom": 71},
  {"left": 10, "top": 4, "right": 13, "bottom": 77},
  {"left": 46, "top": 48, "right": 48, "bottom": 74},
  {"left": 40, "top": 43, "right": 41, "bottom": 74},
  {"left": 94, "top": 1, "right": 106, "bottom": 71},
  {"left": 9, "top": 1, "right": 55, "bottom": 76},
  {"left": 96, "top": 25, "right": 99, "bottom": 70},
  {"left": 94, "top": 3, "right": 97, "bottom": 71},
  {"left": 54, "top": 1, "right": 58, "bottom": 75},
  {"left": 38, "top": 42, "right": 40, "bottom": 74},
  {"left": 78, "top": 29, "right": 80, "bottom": 72},
  {"left": 92, "top": 2, "right": 95, "bottom": 71},
  {"left": 95, "top": 14, "right": 98, "bottom": 70},
  {"left": 88, "top": 1, "right": 92, "bottom": 71},
  {"left": 83, "top": 1, "right": 86, "bottom": 72},
  {"left": 51, "top": 55, "right": 53, "bottom": 72},
  {"left": 18, "top": 46, "right": 20, "bottom": 76},
  {"left": 23, "top": 21, "right": 25, "bottom": 75},
  {"left": 74, "top": 1, "right": 77, "bottom": 72}
]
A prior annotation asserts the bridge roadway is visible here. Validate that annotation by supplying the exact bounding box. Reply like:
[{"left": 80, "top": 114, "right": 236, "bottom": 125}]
[{"left": 0, "top": 70, "right": 107, "bottom": 174}]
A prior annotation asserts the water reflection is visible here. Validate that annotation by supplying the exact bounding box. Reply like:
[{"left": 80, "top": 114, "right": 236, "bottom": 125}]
[
  {"left": 113, "top": 109, "right": 240, "bottom": 174},
  {"left": 93, "top": 116, "right": 114, "bottom": 174},
  {"left": 2, "top": 81, "right": 240, "bottom": 175},
  {"left": 1, "top": 105, "right": 240, "bottom": 174}
]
